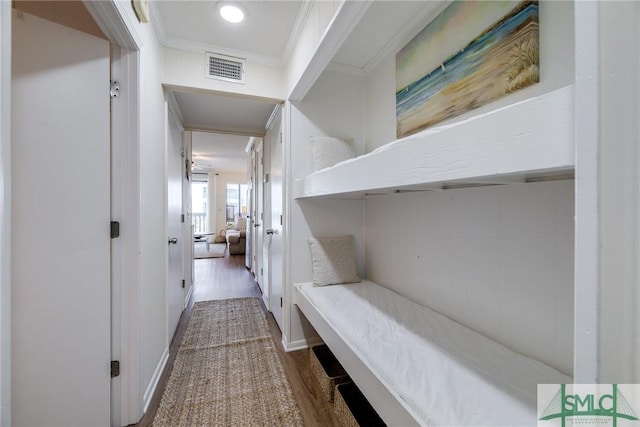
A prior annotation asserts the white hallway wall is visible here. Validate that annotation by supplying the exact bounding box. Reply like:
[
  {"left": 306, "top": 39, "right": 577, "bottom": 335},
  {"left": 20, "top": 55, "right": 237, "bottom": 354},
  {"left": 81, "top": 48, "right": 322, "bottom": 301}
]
[
  {"left": 286, "top": 69, "right": 366, "bottom": 346},
  {"left": 285, "top": 0, "right": 341, "bottom": 97},
  {"left": 365, "top": 182, "right": 575, "bottom": 375},
  {"left": 360, "top": 0, "right": 575, "bottom": 375},
  {"left": 594, "top": 1, "right": 640, "bottom": 383},
  {"left": 163, "top": 46, "right": 284, "bottom": 102}
]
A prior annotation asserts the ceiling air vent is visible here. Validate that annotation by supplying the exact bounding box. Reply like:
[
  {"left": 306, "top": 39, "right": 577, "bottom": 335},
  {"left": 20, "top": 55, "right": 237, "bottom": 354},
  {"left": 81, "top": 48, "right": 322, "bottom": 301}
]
[{"left": 205, "top": 52, "right": 245, "bottom": 84}]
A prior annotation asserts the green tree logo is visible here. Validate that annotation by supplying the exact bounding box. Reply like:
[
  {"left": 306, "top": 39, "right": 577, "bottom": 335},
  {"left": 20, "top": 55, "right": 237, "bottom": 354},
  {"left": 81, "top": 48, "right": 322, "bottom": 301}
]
[{"left": 540, "top": 384, "right": 639, "bottom": 427}]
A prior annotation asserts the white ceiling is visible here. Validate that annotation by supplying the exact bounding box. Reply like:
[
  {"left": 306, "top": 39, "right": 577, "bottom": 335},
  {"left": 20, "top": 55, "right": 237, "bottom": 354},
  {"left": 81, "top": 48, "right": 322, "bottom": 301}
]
[
  {"left": 192, "top": 131, "right": 251, "bottom": 173},
  {"left": 153, "top": 1, "right": 440, "bottom": 173},
  {"left": 153, "top": 1, "right": 304, "bottom": 66},
  {"left": 153, "top": 1, "right": 302, "bottom": 173},
  {"left": 173, "top": 91, "right": 278, "bottom": 135}
]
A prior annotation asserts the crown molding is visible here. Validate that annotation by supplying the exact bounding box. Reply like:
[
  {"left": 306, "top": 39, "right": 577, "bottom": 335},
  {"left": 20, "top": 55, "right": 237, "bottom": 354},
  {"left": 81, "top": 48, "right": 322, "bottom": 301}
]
[
  {"left": 265, "top": 103, "right": 283, "bottom": 131},
  {"left": 281, "top": 0, "right": 315, "bottom": 65},
  {"left": 148, "top": 0, "right": 167, "bottom": 43},
  {"left": 165, "top": 90, "right": 185, "bottom": 128}
]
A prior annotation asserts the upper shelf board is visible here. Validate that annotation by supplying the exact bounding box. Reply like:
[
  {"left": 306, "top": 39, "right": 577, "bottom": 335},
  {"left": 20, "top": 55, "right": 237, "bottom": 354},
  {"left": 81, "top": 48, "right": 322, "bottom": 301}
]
[{"left": 294, "top": 85, "right": 575, "bottom": 200}]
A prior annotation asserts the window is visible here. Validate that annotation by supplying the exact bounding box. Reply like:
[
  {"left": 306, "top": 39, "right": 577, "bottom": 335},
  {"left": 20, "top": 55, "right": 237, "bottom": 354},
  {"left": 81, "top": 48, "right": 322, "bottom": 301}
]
[
  {"left": 192, "top": 174, "right": 208, "bottom": 233},
  {"left": 226, "top": 182, "right": 248, "bottom": 225}
]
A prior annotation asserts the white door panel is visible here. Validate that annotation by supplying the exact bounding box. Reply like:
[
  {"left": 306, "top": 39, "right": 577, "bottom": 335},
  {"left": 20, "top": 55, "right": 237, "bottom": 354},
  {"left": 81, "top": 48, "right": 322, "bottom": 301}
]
[
  {"left": 167, "top": 107, "right": 184, "bottom": 339},
  {"left": 12, "top": 11, "right": 111, "bottom": 425},
  {"left": 267, "top": 112, "right": 284, "bottom": 329},
  {"left": 183, "top": 132, "right": 193, "bottom": 305},
  {"left": 255, "top": 141, "right": 264, "bottom": 291}
]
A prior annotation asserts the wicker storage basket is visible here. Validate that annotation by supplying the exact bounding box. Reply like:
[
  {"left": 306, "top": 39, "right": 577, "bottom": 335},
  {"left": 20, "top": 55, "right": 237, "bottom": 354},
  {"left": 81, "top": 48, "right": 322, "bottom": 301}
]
[
  {"left": 309, "top": 344, "right": 349, "bottom": 402},
  {"left": 334, "top": 382, "right": 386, "bottom": 427},
  {"left": 213, "top": 228, "right": 227, "bottom": 243}
]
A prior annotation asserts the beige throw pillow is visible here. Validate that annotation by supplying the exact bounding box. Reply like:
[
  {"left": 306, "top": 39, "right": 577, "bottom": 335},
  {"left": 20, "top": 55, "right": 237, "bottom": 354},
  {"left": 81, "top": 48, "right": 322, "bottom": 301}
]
[
  {"left": 308, "top": 236, "right": 360, "bottom": 286},
  {"left": 234, "top": 216, "right": 247, "bottom": 231}
]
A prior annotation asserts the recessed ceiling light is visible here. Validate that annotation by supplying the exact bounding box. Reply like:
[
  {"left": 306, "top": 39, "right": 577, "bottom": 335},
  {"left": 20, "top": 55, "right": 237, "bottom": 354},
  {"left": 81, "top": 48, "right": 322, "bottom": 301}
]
[{"left": 220, "top": 4, "right": 245, "bottom": 23}]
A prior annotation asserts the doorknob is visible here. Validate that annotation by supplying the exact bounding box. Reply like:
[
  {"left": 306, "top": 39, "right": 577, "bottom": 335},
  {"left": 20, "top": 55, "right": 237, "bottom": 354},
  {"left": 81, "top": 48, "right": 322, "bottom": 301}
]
[
  {"left": 168, "top": 237, "right": 178, "bottom": 244},
  {"left": 266, "top": 229, "right": 278, "bottom": 235}
]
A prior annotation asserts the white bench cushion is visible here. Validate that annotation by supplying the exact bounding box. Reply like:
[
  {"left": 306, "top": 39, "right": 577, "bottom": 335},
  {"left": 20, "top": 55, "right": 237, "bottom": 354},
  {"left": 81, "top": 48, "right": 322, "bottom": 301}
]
[{"left": 296, "top": 281, "right": 572, "bottom": 426}]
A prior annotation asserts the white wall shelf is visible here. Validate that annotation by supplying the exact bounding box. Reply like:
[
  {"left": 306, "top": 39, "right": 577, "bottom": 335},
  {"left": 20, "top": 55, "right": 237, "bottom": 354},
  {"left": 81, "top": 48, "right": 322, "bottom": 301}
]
[{"left": 294, "top": 85, "right": 574, "bottom": 200}]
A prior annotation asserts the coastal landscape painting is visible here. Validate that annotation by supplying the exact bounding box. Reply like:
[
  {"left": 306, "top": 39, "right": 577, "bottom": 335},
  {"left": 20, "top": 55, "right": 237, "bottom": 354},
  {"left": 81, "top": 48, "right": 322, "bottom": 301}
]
[{"left": 396, "top": 0, "right": 539, "bottom": 138}]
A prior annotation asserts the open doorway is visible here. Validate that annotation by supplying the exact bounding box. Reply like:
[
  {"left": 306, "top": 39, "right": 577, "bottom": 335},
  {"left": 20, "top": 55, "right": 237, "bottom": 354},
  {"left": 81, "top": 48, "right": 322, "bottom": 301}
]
[{"left": 166, "top": 88, "right": 283, "bottom": 323}]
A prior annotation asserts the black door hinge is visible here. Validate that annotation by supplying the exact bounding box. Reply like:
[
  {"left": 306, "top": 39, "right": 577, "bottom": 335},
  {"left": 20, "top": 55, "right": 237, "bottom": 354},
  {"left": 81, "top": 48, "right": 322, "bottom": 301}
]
[
  {"left": 280, "top": 297, "right": 283, "bottom": 308},
  {"left": 181, "top": 214, "right": 185, "bottom": 223},
  {"left": 111, "top": 360, "right": 120, "bottom": 378},
  {"left": 111, "top": 221, "right": 120, "bottom": 238},
  {"left": 110, "top": 80, "right": 120, "bottom": 98},
  {"left": 182, "top": 279, "right": 185, "bottom": 289}
]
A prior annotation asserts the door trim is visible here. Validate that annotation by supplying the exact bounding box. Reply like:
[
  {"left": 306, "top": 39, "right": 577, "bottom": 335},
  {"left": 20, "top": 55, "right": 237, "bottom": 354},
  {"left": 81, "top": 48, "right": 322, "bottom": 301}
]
[
  {"left": 0, "top": 1, "right": 12, "bottom": 424},
  {"left": 110, "top": 45, "right": 142, "bottom": 426},
  {"left": 84, "top": 2, "right": 142, "bottom": 425}
]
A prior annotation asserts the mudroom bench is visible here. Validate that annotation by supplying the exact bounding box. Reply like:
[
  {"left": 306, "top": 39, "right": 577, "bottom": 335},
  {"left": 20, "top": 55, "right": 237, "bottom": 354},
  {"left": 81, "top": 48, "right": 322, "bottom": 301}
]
[{"left": 294, "top": 280, "right": 572, "bottom": 426}]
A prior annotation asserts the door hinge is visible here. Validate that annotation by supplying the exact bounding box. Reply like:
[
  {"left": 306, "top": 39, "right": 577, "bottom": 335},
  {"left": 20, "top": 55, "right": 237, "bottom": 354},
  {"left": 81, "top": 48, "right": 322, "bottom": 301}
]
[
  {"left": 280, "top": 215, "right": 283, "bottom": 226},
  {"left": 110, "top": 80, "right": 120, "bottom": 98},
  {"left": 260, "top": 268, "right": 263, "bottom": 276},
  {"left": 111, "top": 360, "right": 120, "bottom": 378},
  {"left": 182, "top": 279, "right": 185, "bottom": 288},
  {"left": 280, "top": 297, "right": 283, "bottom": 308},
  {"left": 111, "top": 221, "right": 120, "bottom": 238},
  {"left": 181, "top": 148, "right": 185, "bottom": 158},
  {"left": 181, "top": 214, "right": 185, "bottom": 223},
  {"left": 280, "top": 132, "right": 283, "bottom": 144}
]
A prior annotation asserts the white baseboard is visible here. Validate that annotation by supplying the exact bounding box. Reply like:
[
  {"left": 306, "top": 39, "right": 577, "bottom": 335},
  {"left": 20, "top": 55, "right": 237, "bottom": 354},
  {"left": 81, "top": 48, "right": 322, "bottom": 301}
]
[
  {"left": 282, "top": 335, "right": 323, "bottom": 352},
  {"left": 142, "top": 347, "right": 169, "bottom": 414},
  {"left": 184, "top": 284, "right": 193, "bottom": 309}
]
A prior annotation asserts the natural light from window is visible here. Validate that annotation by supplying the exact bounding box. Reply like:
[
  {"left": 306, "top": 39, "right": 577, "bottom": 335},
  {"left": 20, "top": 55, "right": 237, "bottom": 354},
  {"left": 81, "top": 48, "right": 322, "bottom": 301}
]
[
  {"left": 192, "top": 174, "right": 209, "bottom": 233},
  {"left": 226, "top": 183, "right": 248, "bottom": 225}
]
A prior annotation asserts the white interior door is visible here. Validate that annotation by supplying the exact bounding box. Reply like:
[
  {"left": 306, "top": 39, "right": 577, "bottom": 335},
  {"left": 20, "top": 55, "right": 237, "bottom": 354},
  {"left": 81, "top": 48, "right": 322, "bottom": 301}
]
[
  {"left": 266, "top": 111, "right": 284, "bottom": 329},
  {"left": 11, "top": 11, "right": 111, "bottom": 425},
  {"left": 182, "top": 131, "right": 194, "bottom": 303},
  {"left": 245, "top": 149, "right": 253, "bottom": 268},
  {"left": 255, "top": 140, "right": 265, "bottom": 290},
  {"left": 249, "top": 138, "right": 262, "bottom": 277},
  {"left": 262, "top": 134, "right": 271, "bottom": 310},
  {"left": 167, "top": 106, "right": 184, "bottom": 339}
]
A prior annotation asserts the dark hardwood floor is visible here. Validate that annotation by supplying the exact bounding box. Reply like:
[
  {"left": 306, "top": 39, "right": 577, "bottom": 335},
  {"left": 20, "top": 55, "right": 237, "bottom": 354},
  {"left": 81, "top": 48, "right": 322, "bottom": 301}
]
[{"left": 132, "top": 252, "right": 339, "bottom": 427}]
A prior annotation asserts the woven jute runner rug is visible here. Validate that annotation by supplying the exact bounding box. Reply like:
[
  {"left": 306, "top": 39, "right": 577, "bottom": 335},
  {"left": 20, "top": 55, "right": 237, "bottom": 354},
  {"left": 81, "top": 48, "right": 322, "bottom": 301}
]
[{"left": 153, "top": 298, "right": 303, "bottom": 426}]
